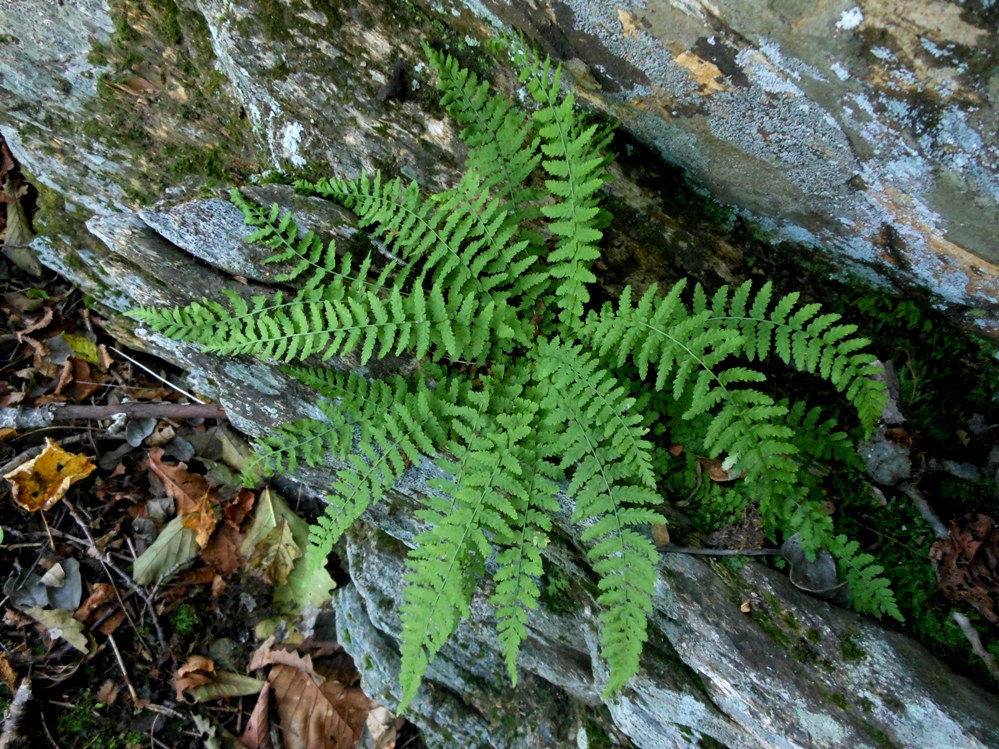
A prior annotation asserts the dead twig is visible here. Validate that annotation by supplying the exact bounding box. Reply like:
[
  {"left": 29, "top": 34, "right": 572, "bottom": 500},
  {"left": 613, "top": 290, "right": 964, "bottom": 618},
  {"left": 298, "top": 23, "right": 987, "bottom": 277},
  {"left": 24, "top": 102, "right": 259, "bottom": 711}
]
[
  {"left": 107, "top": 634, "right": 140, "bottom": 705},
  {"left": 62, "top": 499, "right": 168, "bottom": 656},
  {"left": 0, "top": 678, "right": 32, "bottom": 749},
  {"left": 898, "top": 482, "right": 949, "bottom": 540},
  {"left": 109, "top": 346, "right": 206, "bottom": 403},
  {"left": 656, "top": 545, "right": 782, "bottom": 556},
  {"left": 0, "top": 401, "right": 226, "bottom": 430},
  {"left": 953, "top": 612, "right": 999, "bottom": 682}
]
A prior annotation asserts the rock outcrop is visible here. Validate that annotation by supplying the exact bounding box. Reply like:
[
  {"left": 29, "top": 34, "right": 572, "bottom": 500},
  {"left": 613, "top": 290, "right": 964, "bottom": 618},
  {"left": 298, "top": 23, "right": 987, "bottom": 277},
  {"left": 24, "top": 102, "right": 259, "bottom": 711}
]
[{"left": 2, "top": 1, "right": 998, "bottom": 747}]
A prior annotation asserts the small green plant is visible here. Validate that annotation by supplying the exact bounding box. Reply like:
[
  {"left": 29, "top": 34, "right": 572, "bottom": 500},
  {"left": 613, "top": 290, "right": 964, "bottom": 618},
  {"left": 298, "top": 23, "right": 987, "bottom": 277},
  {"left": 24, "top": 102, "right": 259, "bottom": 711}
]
[
  {"left": 169, "top": 603, "right": 200, "bottom": 637},
  {"left": 133, "top": 43, "right": 897, "bottom": 707}
]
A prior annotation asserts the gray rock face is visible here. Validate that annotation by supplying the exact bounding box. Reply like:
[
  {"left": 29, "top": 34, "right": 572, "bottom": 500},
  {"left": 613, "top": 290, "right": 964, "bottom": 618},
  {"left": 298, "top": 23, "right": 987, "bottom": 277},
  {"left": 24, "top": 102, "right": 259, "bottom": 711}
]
[
  {"left": 463, "top": 0, "right": 999, "bottom": 334},
  {"left": 2, "top": 1, "right": 999, "bottom": 747}
]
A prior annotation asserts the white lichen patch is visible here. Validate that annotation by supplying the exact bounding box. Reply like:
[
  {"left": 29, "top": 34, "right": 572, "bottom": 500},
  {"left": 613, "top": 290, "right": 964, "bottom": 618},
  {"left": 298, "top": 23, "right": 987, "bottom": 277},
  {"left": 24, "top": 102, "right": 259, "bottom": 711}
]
[
  {"left": 280, "top": 121, "right": 307, "bottom": 168},
  {"left": 836, "top": 7, "right": 864, "bottom": 31},
  {"left": 736, "top": 48, "right": 803, "bottom": 97},
  {"left": 831, "top": 62, "right": 850, "bottom": 81}
]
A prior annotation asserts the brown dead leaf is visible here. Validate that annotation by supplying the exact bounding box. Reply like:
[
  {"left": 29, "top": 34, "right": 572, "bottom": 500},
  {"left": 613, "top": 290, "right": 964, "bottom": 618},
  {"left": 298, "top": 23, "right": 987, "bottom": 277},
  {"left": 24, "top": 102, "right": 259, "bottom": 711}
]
[
  {"left": 250, "top": 639, "right": 370, "bottom": 747},
  {"left": 98, "top": 611, "right": 126, "bottom": 636},
  {"left": 200, "top": 524, "right": 245, "bottom": 575},
  {"left": 225, "top": 488, "right": 256, "bottom": 528},
  {"left": 97, "top": 679, "right": 120, "bottom": 706},
  {"left": 4, "top": 438, "right": 96, "bottom": 511},
  {"left": 1, "top": 138, "right": 16, "bottom": 180},
  {"left": 697, "top": 456, "right": 744, "bottom": 483},
  {"left": 239, "top": 682, "right": 275, "bottom": 749},
  {"left": 249, "top": 637, "right": 316, "bottom": 673},
  {"left": 651, "top": 523, "right": 670, "bottom": 547},
  {"left": 268, "top": 663, "right": 362, "bottom": 749},
  {"left": 148, "top": 446, "right": 213, "bottom": 515},
  {"left": 0, "top": 651, "right": 17, "bottom": 691},
  {"left": 182, "top": 491, "right": 219, "bottom": 549},
  {"left": 74, "top": 582, "right": 118, "bottom": 622},
  {"left": 930, "top": 514, "right": 999, "bottom": 623},
  {"left": 175, "top": 654, "right": 216, "bottom": 700}
]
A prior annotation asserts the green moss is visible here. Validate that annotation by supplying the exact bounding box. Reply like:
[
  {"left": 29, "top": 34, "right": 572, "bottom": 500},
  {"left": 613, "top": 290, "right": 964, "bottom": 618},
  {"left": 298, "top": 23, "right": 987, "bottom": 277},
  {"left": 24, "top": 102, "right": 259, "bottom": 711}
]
[
  {"left": 697, "top": 735, "right": 730, "bottom": 749},
  {"left": 830, "top": 691, "right": 850, "bottom": 710},
  {"left": 539, "top": 564, "right": 577, "bottom": 615},
  {"left": 838, "top": 635, "right": 867, "bottom": 663},
  {"left": 169, "top": 602, "right": 200, "bottom": 636},
  {"left": 77, "top": 0, "right": 262, "bottom": 205}
]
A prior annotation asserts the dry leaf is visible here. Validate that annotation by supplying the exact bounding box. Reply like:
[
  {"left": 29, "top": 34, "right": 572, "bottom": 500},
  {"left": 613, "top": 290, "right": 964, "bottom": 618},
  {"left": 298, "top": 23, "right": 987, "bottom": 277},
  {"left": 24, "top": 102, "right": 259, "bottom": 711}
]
[
  {"left": 147, "top": 446, "right": 213, "bottom": 516},
  {"left": 74, "top": 582, "right": 119, "bottom": 622},
  {"left": 132, "top": 514, "right": 199, "bottom": 585},
  {"left": 1, "top": 179, "right": 41, "bottom": 276},
  {"left": 364, "top": 705, "right": 398, "bottom": 749},
  {"left": 269, "top": 663, "right": 361, "bottom": 749},
  {"left": 189, "top": 672, "right": 267, "bottom": 703},
  {"left": 200, "top": 524, "right": 245, "bottom": 575},
  {"left": 224, "top": 488, "right": 256, "bottom": 528},
  {"left": 651, "top": 523, "right": 670, "bottom": 547},
  {"left": 181, "top": 491, "right": 219, "bottom": 549},
  {"left": 249, "top": 637, "right": 316, "bottom": 672},
  {"left": 247, "top": 518, "right": 301, "bottom": 585},
  {"left": 240, "top": 682, "right": 274, "bottom": 749},
  {"left": 697, "top": 456, "right": 745, "bottom": 483},
  {"left": 4, "top": 438, "right": 96, "bottom": 511},
  {"left": 0, "top": 651, "right": 17, "bottom": 691},
  {"left": 97, "top": 679, "right": 120, "bottom": 705},
  {"left": 930, "top": 514, "right": 998, "bottom": 623},
  {"left": 175, "top": 655, "right": 216, "bottom": 700},
  {"left": 25, "top": 606, "right": 89, "bottom": 653}
]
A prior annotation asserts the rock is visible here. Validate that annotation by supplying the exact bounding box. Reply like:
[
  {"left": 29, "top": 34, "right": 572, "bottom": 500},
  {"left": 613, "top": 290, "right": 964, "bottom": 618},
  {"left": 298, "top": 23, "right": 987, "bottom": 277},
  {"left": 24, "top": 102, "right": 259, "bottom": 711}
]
[
  {"left": 1, "top": 1, "right": 998, "bottom": 747},
  {"left": 464, "top": 0, "right": 999, "bottom": 335}
]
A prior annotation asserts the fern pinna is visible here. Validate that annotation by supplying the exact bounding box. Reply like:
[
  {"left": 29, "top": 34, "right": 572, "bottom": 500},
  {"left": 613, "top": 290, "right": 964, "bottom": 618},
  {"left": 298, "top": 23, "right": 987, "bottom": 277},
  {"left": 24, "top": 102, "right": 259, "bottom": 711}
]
[{"left": 132, "top": 41, "right": 897, "bottom": 710}]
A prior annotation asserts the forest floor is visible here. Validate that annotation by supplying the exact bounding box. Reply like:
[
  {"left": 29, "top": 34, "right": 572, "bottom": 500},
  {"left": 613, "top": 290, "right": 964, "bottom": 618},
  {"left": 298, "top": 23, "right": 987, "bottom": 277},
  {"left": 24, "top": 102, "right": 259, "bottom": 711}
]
[{"left": 0, "top": 256, "right": 427, "bottom": 748}]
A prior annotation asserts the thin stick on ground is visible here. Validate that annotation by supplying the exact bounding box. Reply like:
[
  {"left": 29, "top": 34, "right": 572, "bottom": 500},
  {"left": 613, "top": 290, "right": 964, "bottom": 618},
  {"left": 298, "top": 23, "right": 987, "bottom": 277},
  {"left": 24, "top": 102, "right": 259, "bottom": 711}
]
[
  {"left": 62, "top": 499, "right": 168, "bottom": 656},
  {"left": 0, "top": 678, "right": 32, "bottom": 749},
  {"left": 0, "top": 402, "right": 226, "bottom": 430},
  {"left": 108, "top": 633, "right": 140, "bottom": 704},
  {"left": 953, "top": 612, "right": 999, "bottom": 682}
]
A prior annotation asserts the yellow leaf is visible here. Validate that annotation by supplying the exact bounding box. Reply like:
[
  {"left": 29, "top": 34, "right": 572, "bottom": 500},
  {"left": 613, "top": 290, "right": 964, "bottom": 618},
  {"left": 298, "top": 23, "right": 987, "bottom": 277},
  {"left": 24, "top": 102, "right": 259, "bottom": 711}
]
[
  {"left": 132, "top": 515, "right": 199, "bottom": 585},
  {"left": 25, "top": 606, "right": 89, "bottom": 653},
  {"left": 248, "top": 519, "right": 301, "bottom": 585},
  {"left": 62, "top": 334, "right": 99, "bottom": 365},
  {"left": 181, "top": 493, "right": 218, "bottom": 548},
  {"left": 3, "top": 438, "right": 96, "bottom": 512}
]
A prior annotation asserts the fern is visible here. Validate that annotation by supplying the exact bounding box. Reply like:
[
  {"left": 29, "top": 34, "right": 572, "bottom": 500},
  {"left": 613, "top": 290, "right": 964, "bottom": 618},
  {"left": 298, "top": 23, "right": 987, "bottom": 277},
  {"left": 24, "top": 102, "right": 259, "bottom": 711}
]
[
  {"left": 533, "top": 338, "right": 664, "bottom": 694},
  {"left": 133, "top": 42, "right": 901, "bottom": 708},
  {"left": 517, "top": 49, "right": 614, "bottom": 324}
]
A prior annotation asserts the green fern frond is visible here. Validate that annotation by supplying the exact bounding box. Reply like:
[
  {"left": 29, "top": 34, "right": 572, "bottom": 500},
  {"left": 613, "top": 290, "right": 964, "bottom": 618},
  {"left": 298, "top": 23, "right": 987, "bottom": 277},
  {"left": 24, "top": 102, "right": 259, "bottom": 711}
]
[
  {"left": 490, "top": 430, "right": 561, "bottom": 684},
  {"left": 241, "top": 397, "right": 352, "bottom": 485},
  {"left": 694, "top": 280, "right": 887, "bottom": 433},
  {"left": 828, "top": 535, "right": 903, "bottom": 621},
  {"left": 399, "top": 371, "right": 535, "bottom": 709},
  {"left": 136, "top": 43, "right": 906, "bottom": 711},
  {"left": 534, "top": 338, "right": 664, "bottom": 695},
  {"left": 229, "top": 188, "right": 395, "bottom": 293},
  {"left": 132, "top": 278, "right": 519, "bottom": 365},
  {"left": 518, "top": 51, "right": 612, "bottom": 323},
  {"left": 294, "top": 170, "right": 532, "bottom": 308},
  {"left": 423, "top": 45, "right": 544, "bottom": 230}
]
